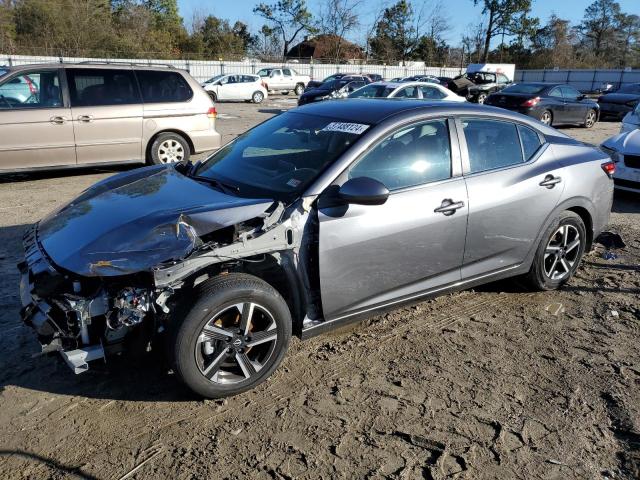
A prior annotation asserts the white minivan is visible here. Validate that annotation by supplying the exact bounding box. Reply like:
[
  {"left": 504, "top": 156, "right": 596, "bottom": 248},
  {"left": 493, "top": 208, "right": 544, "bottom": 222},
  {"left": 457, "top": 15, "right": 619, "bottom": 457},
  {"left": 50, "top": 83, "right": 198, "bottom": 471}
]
[{"left": 202, "top": 74, "right": 268, "bottom": 103}]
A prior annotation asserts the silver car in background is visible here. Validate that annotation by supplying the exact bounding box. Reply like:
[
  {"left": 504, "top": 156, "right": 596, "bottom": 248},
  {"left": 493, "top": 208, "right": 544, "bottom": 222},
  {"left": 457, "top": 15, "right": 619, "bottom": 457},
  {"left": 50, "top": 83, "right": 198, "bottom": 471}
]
[{"left": 19, "top": 100, "right": 614, "bottom": 398}]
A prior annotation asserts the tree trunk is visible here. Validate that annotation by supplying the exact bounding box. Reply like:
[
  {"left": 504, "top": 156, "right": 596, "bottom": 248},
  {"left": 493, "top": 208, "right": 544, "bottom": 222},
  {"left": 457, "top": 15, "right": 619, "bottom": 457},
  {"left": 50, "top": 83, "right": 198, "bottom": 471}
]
[{"left": 482, "top": 8, "right": 494, "bottom": 63}]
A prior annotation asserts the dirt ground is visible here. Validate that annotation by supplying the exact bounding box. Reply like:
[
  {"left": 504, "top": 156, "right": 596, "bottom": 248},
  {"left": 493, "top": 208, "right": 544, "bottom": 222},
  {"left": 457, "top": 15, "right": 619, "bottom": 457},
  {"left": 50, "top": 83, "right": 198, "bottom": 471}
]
[{"left": 0, "top": 98, "right": 638, "bottom": 480}]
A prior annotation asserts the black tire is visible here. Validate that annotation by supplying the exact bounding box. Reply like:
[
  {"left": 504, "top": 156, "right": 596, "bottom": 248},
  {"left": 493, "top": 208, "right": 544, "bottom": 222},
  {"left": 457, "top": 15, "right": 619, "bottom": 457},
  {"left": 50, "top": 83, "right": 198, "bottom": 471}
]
[
  {"left": 148, "top": 132, "right": 190, "bottom": 165},
  {"left": 476, "top": 92, "right": 487, "bottom": 104},
  {"left": 252, "top": 90, "right": 265, "bottom": 103},
  {"left": 524, "top": 211, "right": 586, "bottom": 291},
  {"left": 169, "top": 273, "right": 292, "bottom": 399},
  {"left": 208, "top": 91, "right": 217, "bottom": 102},
  {"left": 583, "top": 109, "right": 597, "bottom": 128},
  {"left": 282, "top": 90, "right": 289, "bottom": 95},
  {"left": 294, "top": 83, "right": 304, "bottom": 96},
  {"left": 539, "top": 109, "right": 553, "bottom": 126}
]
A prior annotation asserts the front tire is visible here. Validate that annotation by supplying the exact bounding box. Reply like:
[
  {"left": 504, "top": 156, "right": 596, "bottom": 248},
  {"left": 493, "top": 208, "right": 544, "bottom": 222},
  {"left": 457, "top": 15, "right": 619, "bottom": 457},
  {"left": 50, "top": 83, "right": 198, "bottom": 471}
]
[
  {"left": 583, "top": 109, "right": 597, "bottom": 128},
  {"left": 149, "top": 132, "right": 190, "bottom": 165},
  {"left": 294, "top": 83, "right": 305, "bottom": 95},
  {"left": 525, "top": 211, "right": 586, "bottom": 290},
  {"left": 170, "top": 273, "right": 292, "bottom": 399}
]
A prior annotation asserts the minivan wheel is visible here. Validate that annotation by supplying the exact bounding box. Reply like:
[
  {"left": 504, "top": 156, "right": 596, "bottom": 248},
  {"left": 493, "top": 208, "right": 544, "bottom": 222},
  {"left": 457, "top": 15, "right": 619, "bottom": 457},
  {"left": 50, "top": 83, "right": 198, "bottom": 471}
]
[
  {"left": 170, "top": 273, "right": 292, "bottom": 399},
  {"left": 583, "top": 109, "right": 597, "bottom": 128},
  {"left": 294, "top": 83, "right": 304, "bottom": 96},
  {"left": 149, "top": 133, "right": 190, "bottom": 165},
  {"left": 525, "top": 211, "right": 586, "bottom": 290},
  {"left": 252, "top": 91, "right": 265, "bottom": 103}
]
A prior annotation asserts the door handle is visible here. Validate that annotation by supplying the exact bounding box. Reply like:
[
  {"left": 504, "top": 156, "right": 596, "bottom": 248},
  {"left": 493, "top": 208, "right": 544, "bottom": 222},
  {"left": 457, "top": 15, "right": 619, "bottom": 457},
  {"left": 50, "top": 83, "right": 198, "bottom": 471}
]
[
  {"left": 434, "top": 199, "right": 465, "bottom": 216},
  {"left": 539, "top": 174, "right": 562, "bottom": 189},
  {"left": 78, "top": 115, "right": 93, "bottom": 122},
  {"left": 50, "top": 116, "right": 66, "bottom": 124}
]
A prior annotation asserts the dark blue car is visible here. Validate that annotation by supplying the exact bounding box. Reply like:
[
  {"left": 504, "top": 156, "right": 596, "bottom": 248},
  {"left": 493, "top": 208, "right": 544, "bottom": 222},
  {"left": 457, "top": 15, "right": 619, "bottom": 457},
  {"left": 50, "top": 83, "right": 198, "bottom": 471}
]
[{"left": 485, "top": 82, "right": 599, "bottom": 128}]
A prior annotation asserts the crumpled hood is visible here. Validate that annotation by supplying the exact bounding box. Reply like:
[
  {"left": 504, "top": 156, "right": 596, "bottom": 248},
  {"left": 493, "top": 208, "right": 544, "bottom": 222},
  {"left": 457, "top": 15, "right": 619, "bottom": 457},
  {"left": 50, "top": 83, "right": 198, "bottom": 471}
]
[
  {"left": 602, "top": 129, "right": 640, "bottom": 155},
  {"left": 37, "top": 165, "right": 274, "bottom": 277}
]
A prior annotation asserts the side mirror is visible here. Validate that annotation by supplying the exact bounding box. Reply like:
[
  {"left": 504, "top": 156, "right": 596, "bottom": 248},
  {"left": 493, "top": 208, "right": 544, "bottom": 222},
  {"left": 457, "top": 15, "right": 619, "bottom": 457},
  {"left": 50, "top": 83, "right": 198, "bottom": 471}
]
[{"left": 338, "top": 177, "right": 389, "bottom": 205}]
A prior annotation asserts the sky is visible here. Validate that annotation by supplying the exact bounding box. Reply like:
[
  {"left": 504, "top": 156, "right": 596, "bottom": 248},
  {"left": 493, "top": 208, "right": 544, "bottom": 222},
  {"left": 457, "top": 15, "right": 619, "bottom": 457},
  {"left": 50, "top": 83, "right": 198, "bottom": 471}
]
[{"left": 177, "top": 0, "right": 640, "bottom": 47}]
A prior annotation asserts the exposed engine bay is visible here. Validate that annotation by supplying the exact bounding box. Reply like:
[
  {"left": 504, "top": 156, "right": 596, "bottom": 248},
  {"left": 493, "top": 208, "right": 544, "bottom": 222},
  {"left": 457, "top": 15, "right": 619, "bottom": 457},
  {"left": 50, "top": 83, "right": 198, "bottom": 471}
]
[{"left": 19, "top": 165, "right": 319, "bottom": 374}]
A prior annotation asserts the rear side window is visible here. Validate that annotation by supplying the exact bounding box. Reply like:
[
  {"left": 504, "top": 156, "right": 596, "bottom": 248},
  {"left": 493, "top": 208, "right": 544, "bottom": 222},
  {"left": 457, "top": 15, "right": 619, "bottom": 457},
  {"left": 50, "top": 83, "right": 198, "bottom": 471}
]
[
  {"left": 136, "top": 70, "right": 193, "bottom": 103},
  {"left": 67, "top": 68, "right": 139, "bottom": 106},
  {"left": 242, "top": 75, "right": 258, "bottom": 83},
  {"left": 518, "top": 125, "right": 542, "bottom": 160},
  {"left": 349, "top": 120, "right": 451, "bottom": 190},
  {"left": 396, "top": 86, "right": 419, "bottom": 98},
  {"left": 462, "top": 118, "right": 524, "bottom": 173},
  {"left": 420, "top": 86, "right": 446, "bottom": 99}
]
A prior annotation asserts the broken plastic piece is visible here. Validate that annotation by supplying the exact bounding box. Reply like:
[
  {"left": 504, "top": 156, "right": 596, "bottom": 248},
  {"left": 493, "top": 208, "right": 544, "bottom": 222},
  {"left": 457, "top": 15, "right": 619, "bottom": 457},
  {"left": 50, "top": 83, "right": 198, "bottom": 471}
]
[{"left": 597, "top": 231, "right": 626, "bottom": 249}]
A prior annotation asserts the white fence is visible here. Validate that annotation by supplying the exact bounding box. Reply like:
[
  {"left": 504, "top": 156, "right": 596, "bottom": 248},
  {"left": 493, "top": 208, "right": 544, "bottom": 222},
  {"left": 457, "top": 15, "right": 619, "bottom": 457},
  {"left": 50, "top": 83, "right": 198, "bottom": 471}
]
[
  {"left": 515, "top": 69, "right": 640, "bottom": 92},
  {"left": 1, "top": 54, "right": 464, "bottom": 83}
]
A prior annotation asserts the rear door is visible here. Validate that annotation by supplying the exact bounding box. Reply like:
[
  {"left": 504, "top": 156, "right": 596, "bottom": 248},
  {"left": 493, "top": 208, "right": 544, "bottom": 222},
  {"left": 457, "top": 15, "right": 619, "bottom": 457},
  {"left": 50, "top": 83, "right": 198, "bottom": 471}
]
[
  {"left": 458, "top": 117, "right": 564, "bottom": 278},
  {"left": 67, "top": 68, "right": 143, "bottom": 164},
  {"left": 318, "top": 118, "right": 468, "bottom": 319},
  {"left": 0, "top": 67, "right": 76, "bottom": 170}
]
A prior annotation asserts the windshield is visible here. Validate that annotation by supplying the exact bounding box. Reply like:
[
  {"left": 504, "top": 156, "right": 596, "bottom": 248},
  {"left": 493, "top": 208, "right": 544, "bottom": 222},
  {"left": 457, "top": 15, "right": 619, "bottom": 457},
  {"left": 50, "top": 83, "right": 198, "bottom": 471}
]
[
  {"left": 503, "top": 84, "right": 546, "bottom": 94},
  {"left": 204, "top": 74, "right": 224, "bottom": 84},
  {"left": 618, "top": 84, "right": 640, "bottom": 94},
  {"left": 195, "top": 112, "right": 369, "bottom": 201},
  {"left": 349, "top": 84, "right": 395, "bottom": 98}
]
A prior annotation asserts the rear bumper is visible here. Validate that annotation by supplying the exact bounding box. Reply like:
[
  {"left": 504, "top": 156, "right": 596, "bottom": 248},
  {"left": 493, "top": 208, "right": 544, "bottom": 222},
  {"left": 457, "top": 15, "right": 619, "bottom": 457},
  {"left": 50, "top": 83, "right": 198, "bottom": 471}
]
[{"left": 190, "top": 128, "right": 222, "bottom": 153}]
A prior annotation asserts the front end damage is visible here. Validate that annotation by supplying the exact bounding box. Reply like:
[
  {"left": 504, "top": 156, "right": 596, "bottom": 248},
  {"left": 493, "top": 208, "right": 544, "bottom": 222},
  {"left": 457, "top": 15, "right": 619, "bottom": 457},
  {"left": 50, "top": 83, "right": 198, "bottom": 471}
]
[{"left": 19, "top": 167, "right": 319, "bottom": 374}]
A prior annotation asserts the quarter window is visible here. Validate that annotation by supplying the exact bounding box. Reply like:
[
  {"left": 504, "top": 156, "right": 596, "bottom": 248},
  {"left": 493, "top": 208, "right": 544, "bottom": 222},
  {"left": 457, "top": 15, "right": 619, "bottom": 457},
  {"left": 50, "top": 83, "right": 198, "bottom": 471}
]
[
  {"left": 349, "top": 120, "right": 451, "bottom": 190},
  {"left": 0, "top": 69, "right": 62, "bottom": 109},
  {"left": 518, "top": 125, "right": 542, "bottom": 160},
  {"left": 462, "top": 119, "right": 524, "bottom": 173},
  {"left": 395, "top": 86, "right": 419, "bottom": 98},
  {"left": 67, "top": 68, "right": 139, "bottom": 106},
  {"left": 136, "top": 70, "right": 193, "bottom": 103},
  {"left": 549, "top": 88, "right": 562, "bottom": 98}
]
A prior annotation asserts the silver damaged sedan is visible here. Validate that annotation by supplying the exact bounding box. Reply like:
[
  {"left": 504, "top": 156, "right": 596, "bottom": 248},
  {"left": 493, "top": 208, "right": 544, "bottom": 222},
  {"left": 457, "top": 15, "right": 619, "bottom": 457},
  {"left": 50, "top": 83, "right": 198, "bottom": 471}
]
[{"left": 20, "top": 99, "right": 614, "bottom": 398}]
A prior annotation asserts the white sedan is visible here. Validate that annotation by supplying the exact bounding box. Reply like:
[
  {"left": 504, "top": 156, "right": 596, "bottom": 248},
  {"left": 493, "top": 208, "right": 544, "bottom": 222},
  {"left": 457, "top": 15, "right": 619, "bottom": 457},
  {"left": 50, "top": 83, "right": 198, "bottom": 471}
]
[
  {"left": 202, "top": 74, "right": 268, "bottom": 103},
  {"left": 601, "top": 129, "right": 640, "bottom": 193},
  {"left": 348, "top": 81, "right": 466, "bottom": 102}
]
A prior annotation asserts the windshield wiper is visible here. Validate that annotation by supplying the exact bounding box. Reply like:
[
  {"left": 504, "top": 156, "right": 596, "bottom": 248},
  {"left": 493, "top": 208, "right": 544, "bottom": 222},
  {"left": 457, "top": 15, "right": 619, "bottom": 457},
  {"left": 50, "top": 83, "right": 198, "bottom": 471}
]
[{"left": 192, "top": 175, "right": 240, "bottom": 195}]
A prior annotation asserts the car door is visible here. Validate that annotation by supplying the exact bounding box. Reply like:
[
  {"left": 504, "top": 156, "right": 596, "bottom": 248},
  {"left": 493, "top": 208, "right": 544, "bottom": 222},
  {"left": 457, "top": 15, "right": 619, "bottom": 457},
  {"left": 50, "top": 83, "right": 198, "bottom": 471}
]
[
  {"left": 222, "top": 75, "right": 246, "bottom": 100},
  {"left": 458, "top": 117, "right": 564, "bottom": 279},
  {"left": 560, "top": 86, "right": 587, "bottom": 123},
  {"left": 282, "top": 69, "right": 295, "bottom": 89},
  {"left": 67, "top": 67, "right": 143, "bottom": 164},
  {"left": 268, "top": 69, "right": 285, "bottom": 89},
  {"left": 0, "top": 67, "right": 76, "bottom": 170},
  {"left": 547, "top": 87, "right": 566, "bottom": 123},
  {"left": 317, "top": 119, "right": 468, "bottom": 319},
  {"left": 213, "top": 75, "right": 230, "bottom": 100}
]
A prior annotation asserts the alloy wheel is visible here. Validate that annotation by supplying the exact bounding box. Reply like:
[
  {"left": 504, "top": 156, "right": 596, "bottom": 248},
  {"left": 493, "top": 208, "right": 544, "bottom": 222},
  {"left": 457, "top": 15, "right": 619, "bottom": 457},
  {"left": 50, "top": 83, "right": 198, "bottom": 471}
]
[
  {"left": 543, "top": 225, "right": 581, "bottom": 280},
  {"left": 253, "top": 91, "right": 264, "bottom": 103},
  {"left": 585, "top": 110, "right": 596, "bottom": 128},
  {"left": 540, "top": 111, "right": 552, "bottom": 125},
  {"left": 194, "top": 302, "right": 278, "bottom": 384},
  {"left": 157, "top": 140, "right": 185, "bottom": 163},
  {"left": 476, "top": 93, "right": 487, "bottom": 104}
]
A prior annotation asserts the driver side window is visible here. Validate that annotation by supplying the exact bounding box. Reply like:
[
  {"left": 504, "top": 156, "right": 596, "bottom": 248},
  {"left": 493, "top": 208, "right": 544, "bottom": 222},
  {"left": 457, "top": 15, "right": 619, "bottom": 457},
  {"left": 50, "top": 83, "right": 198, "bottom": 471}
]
[
  {"left": 349, "top": 120, "right": 452, "bottom": 191},
  {"left": 0, "top": 69, "right": 62, "bottom": 109}
]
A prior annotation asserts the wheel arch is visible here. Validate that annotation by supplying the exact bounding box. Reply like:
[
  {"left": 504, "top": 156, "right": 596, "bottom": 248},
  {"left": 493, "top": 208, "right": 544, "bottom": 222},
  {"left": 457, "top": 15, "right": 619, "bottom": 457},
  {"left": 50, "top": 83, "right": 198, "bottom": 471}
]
[{"left": 146, "top": 129, "right": 195, "bottom": 161}]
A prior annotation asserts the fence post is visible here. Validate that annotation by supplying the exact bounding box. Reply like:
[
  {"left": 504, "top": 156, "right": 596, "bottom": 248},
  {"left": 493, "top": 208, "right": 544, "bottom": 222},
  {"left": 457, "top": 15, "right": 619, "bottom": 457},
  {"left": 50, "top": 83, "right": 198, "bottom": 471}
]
[
  {"left": 310, "top": 56, "right": 314, "bottom": 80},
  {"left": 7, "top": 56, "right": 12, "bottom": 66},
  {"left": 220, "top": 60, "right": 224, "bottom": 75},
  {"left": 591, "top": 69, "right": 597, "bottom": 92},
  {"left": 542, "top": 69, "right": 546, "bottom": 82}
]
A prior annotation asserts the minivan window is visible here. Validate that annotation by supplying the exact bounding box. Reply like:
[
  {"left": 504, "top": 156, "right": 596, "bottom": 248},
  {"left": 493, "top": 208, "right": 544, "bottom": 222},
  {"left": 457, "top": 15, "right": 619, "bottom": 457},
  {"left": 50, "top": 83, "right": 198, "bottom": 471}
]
[
  {"left": 349, "top": 120, "right": 451, "bottom": 190},
  {"left": 462, "top": 118, "right": 524, "bottom": 173},
  {"left": 136, "top": 70, "right": 193, "bottom": 103},
  {"left": 0, "top": 69, "right": 62, "bottom": 109},
  {"left": 67, "top": 68, "right": 139, "bottom": 106}
]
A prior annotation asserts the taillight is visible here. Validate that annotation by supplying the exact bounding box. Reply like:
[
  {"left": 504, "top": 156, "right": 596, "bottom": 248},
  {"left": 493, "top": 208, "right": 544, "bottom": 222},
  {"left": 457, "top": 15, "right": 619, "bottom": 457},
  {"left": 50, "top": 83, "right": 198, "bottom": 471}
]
[
  {"left": 601, "top": 161, "right": 616, "bottom": 177},
  {"left": 207, "top": 107, "right": 217, "bottom": 119},
  {"left": 24, "top": 75, "right": 37, "bottom": 94},
  {"left": 521, "top": 96, "right": 540, "bottom": 107}
]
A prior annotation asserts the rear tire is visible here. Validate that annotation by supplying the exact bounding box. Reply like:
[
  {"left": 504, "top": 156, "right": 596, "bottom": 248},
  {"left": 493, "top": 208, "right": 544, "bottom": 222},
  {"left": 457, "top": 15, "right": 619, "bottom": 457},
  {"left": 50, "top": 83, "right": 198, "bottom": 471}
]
[
  {"left": 149, "top": 132, "right": 190, "bottom": 165},
  {"left": 524, "top": 211, "right": 586, "bottom": 291},
  {"left": 208, "top": 92, "right": 217, "bottom": 102},
  {"left": 476, "top": 92, "right": 487, "bottom": 104},
  {"left": 539, "top": 110, "right": 553, "bottom": 126},
  {"left": 170, "top": 273, "right": 292, "bottom": 399},
  {"left": 252, "top": 91, "right": 265, "bottom": 103},
  {"left": 583, "top": 109, "right": 597, "bottom": 128}
]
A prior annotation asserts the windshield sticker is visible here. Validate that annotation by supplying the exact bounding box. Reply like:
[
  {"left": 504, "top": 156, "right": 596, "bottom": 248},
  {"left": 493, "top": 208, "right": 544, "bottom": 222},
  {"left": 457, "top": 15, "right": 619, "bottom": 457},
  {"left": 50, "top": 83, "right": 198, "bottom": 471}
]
[
  {"left": 321, "top": 122, "right": 369, "bottom": 135},
  {"left": 286, "top": 178, "right": 302, "bottom": 188}
]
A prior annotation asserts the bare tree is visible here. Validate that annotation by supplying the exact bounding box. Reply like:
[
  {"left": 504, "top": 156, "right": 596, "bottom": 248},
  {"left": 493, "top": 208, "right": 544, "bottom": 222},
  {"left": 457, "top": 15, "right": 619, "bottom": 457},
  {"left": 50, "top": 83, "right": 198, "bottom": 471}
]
[
  {"left": 253, "top": 0, "right": 315, "bottom": 59},
  {"left": 316, "top": 0, "right": 362, "bottom": 62}
]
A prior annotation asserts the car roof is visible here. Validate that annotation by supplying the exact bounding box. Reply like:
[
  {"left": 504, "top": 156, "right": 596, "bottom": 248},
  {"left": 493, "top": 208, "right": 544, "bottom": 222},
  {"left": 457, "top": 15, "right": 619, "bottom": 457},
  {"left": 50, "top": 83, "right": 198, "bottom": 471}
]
[
  {"left": 5, "top": 62, "right": 185, "bottom": 73},
  {"left": 295, "top": 98, "right": 559, "bottom": 129}
]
